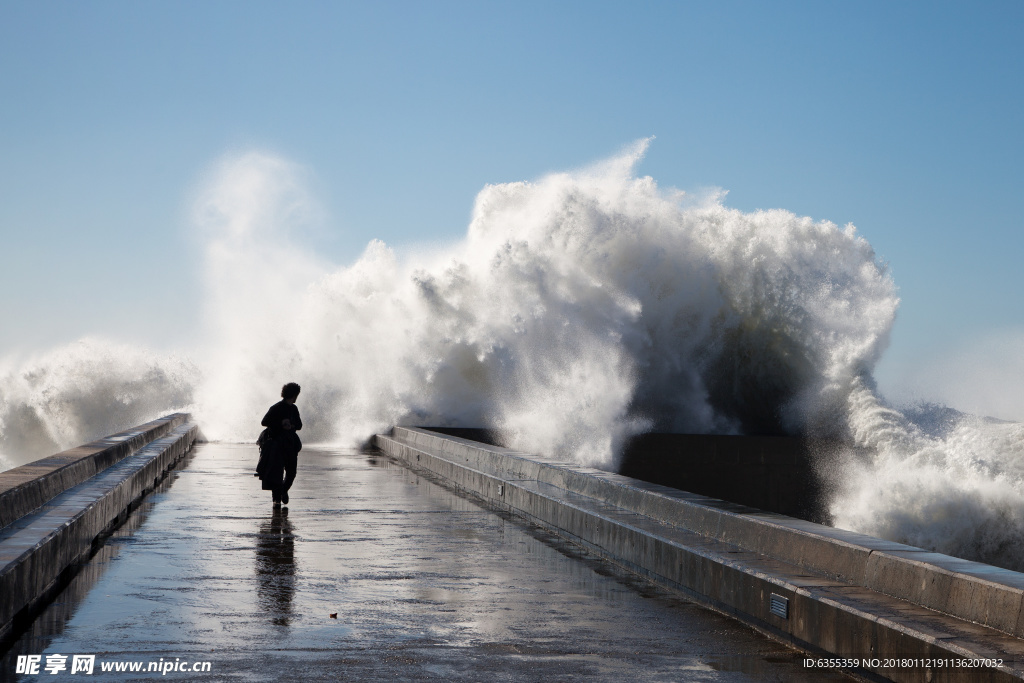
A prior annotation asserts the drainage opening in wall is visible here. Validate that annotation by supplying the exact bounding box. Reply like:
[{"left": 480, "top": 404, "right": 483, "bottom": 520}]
[{"left": 769, "top": 593, "right": 789, "bottom": 619}]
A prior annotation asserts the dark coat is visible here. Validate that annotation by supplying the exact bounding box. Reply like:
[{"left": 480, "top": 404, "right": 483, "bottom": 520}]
[
  {"left": 256, "top": 401, "right": 302, "bottom": 488},
  {"left": 261, "top": 401, "right": 303, "bottom": 442}
]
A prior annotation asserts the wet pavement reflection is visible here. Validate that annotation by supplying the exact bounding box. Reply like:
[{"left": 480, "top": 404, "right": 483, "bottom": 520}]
[
  {"left": 255, "top": 508, "right": 296, "bottom": 628},
  {"left": 2, "top": 443, "right": 853, "bottom": 681}
]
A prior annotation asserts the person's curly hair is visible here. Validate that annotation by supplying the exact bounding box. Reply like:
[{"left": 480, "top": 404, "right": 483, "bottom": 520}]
[{"left": 281, "top": 382, "right": 301, "bottom": 400}]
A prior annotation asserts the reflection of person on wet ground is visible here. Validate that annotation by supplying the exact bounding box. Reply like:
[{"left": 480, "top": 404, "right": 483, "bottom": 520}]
[
  {"left": 256, "top": 382, "right": 302, "bottom": 507},
  {"left": 255, "top": 507, "right": 295, "bottom": 627}
]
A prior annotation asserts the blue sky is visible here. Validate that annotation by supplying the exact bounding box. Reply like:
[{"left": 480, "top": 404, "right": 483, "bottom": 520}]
[{"left": 1, "top": 1, "right": 1022, "bottom": 415}]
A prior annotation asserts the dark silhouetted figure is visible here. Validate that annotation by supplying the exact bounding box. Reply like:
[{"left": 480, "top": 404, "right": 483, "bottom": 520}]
[{"left": 256, "top": 382, "right": 302, "bottom": 506}]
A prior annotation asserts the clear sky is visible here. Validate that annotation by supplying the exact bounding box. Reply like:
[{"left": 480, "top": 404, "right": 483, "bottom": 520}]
[{"left": 1, "top": 1, "right": 1022, "bottom": 417}]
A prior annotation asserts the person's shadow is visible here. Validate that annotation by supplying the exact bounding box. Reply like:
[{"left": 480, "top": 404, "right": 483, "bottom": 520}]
[{"left": 255, "top": 507, "right": 296, "bottom": 627}]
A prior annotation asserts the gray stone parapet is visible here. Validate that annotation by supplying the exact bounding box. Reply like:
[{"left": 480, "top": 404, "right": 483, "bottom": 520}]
[
  {"left": 0, "top": 417, "right": 198, "bottom": 642},
  {"left": 377, "top": 426, "right": 1024, "bottom": 682},
  {"left": 0, "top": 414, "right": 189, "bottom": 529},
  {"left": 389, "top": 426, "right": 1024, "bottom": 639}
]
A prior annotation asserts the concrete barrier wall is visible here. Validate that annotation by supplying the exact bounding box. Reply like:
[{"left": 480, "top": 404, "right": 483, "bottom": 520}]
[
  {"left": 0, "top": 417, "right": 198, "bottom": 642},
  {"left": 377, "top": 427, "right": 1024, "bottom": 682},
  {"left": 426, "top": 427, "right": 829, "bottom": 522},
  {"left": 0, "top": 414, "right": 189, "bottom": 528},
  {"left": 391, "top": 427, "right": 1024, "bottom": 637}
]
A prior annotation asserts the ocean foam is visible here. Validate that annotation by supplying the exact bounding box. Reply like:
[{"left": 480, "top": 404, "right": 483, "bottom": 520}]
[
  {"left": 0, "top": 339, "right": 198, "bottom": 467},
  {"left": 1, "top": 142, "right": 1020, "bottom": 569}
]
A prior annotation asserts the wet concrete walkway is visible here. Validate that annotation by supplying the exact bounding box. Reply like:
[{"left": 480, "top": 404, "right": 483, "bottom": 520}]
[{"left": 3, "top": 444, "right": 852, "bottom": 681}]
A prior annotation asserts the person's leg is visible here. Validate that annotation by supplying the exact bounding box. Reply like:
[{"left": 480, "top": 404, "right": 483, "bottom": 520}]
[
  {"left": 267, "top": 444, "right": 285, "bottom": 505},
  {"left": 280, "top": 452, "right": 298, "bottom": 504}
]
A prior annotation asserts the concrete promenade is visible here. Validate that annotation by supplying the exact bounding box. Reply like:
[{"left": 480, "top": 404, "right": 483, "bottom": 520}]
[
  {"left": 0, "top": 417, "right": 198, "bottom": 644},
  {"left": 2, "top": 442, "right": 850, "bottom": 681},
  {"left": 377, "top": 427, "right": 1024, "bottom": 683}
]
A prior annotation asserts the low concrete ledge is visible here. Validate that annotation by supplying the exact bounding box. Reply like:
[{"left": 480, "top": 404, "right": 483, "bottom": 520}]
[
  {"left": 0, "top": 414, "right": 189, "bottom": 529},
  {"left": 376, "top": 427, "right": 1024, "bottom": 682},
  {"left": 391, "top": 426, "right": 1024, "bottom": 639},
  {"left": 0, "top": 419, "right": 198, "bottom": 642},
  {"left": 429, "top": 428, "right": 828, "bottom": 521}
]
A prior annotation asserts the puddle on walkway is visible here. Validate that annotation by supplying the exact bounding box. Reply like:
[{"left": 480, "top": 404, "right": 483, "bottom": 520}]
[{"left": 3, "top": 443, "right": 853, "bottom": 681}]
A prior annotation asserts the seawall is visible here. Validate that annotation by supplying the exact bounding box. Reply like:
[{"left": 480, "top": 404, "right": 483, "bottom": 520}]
[
  {"left": 425, "top": 427, "right": 830, "bottom": 522},
  {"left": 376, "top": 426, "right": 1024, "bottom": 682},
  {"left": 0, "top": 414, "right": 199, "bottom": 643}
]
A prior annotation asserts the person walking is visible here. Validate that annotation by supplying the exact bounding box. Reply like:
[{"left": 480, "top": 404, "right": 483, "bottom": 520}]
[{"left": 257, "top": 383, "right": 303, "bottom": 506}]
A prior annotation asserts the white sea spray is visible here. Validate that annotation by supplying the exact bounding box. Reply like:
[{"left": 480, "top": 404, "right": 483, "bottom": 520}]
[{"left": 1, "top": 142, "right": 1020, "bottom": 570}]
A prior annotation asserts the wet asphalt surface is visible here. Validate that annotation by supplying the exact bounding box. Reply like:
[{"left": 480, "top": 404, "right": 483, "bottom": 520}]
[{"left": 2, "top": 443, "right": 854, "bottom": 681}]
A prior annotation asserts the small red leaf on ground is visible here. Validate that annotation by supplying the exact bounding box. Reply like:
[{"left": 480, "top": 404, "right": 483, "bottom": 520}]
[{"left": 329, "top": 613, "right": 337, "bottom": 619}]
